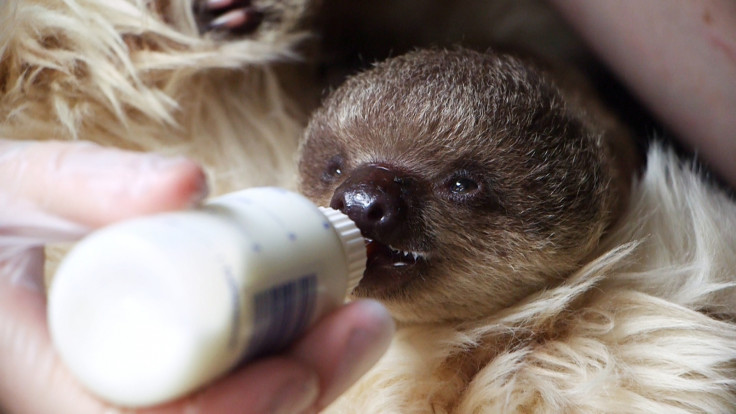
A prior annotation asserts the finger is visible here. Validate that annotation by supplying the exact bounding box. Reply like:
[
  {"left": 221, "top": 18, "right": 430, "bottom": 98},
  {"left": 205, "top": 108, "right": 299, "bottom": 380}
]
[
  {"left": 150, "top": 358, "right": 319, "bottom": 414},
  {"left": 149, "top": 301, "right": 394, "bottom": 414},
  {"left": 0, "top": 295, "right": 392, "bottom": 414},
  {"left": 288, "top": 299, "right": 395, "bottom": 410},
  {"left": 0, "top": 140, "right": 208, "bottom": 233},
  {"left": 0, "top": 248, "right": 111, "bottom": 414},
  {"left": 1, "top": 259, "right": 320, "bottom": 414}
]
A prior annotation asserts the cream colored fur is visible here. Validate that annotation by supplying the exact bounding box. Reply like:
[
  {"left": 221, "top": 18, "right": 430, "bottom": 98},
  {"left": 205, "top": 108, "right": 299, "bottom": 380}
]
[
  {"left": 0, "top": 0, "right": 308, "bottom": 193},
  {"left": 0, "top": 0, "right": 313, "bottom": 281},
  {"left": 325, "top": 146, "right": 736, "bottom": 413}
]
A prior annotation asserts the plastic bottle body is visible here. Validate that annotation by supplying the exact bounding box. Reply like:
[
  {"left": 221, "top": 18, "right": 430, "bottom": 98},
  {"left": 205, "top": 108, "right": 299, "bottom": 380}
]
[{"left": 48, "top": 188, "right": 365, "bottom": 407}]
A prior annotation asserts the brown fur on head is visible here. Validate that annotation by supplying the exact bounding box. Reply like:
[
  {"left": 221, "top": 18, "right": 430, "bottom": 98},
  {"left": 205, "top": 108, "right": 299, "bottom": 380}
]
[{"left": 298, "top": 48, "right": 633, "bottom": 324}]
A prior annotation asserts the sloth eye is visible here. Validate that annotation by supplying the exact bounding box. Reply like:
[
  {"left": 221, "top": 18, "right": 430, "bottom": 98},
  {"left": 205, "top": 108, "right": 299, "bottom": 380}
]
[
  {"left": 442, "top": 170, "right": 502, "bottom": 210},
  {"left": 328, "top": 164, "right": 342, "bottom": 176},
  {"left": 449, "top": 177, "right": 479, "bottom": 194},
  {"left": 441, "top": 171, "right": 486, "bottom": 204},
  {"left": 321, "top": 155, "right": 344, "bottom": 183}
]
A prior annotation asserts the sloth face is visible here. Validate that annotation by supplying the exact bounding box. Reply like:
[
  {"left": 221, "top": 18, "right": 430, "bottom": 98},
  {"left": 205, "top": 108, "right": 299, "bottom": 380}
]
[{"left": 299, "top": 49, "right": 622, "bottom": 323}]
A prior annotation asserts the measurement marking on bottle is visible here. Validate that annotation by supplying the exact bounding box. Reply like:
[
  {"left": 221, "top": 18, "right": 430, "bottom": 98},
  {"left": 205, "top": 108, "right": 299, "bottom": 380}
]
[{"left": 241, "top": 274, "right": 318, "bottom": 361}]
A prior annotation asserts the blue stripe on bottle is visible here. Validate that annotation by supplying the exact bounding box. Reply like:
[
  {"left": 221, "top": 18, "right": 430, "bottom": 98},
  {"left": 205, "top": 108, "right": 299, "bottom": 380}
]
[{"left": 241, "top": 274, "right": 318, "bottom": 362}]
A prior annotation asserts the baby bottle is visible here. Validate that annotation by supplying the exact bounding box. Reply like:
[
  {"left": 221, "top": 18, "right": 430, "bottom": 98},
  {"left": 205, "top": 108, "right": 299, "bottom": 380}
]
[{"left": 48, "top": 187, "right": 365, "bottom": 407}]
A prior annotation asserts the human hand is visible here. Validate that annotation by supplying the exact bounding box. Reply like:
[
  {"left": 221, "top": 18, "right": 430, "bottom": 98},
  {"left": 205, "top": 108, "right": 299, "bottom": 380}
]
[
  {"left": 0, "top": 139, "right": 395, "bottom": 414},
  {"left": 548, "top": 0, "right": 736, "bottom": 188}
]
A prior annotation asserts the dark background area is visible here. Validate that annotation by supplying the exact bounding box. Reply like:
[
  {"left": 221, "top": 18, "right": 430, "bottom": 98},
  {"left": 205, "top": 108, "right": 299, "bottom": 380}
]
[{"left": 305, "top": 0, "right": 731, "bottom": 193}]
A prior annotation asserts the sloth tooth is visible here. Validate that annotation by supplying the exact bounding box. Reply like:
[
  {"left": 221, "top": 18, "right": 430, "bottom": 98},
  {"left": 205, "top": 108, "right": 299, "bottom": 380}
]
[{"left": 389, "top": 246, "right": 424, "bottom": 262}]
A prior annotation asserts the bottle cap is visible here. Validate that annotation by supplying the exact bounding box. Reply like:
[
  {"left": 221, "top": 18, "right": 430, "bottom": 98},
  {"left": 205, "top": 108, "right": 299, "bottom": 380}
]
[{"left": 318, "top": 207, "right": 366, "bottom": 291}]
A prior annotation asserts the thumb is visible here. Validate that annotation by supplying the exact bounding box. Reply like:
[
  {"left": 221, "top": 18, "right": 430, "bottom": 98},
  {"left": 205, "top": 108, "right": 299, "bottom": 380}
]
[{"left": 0, "top": 139, "right": 209, "bottom": 414}]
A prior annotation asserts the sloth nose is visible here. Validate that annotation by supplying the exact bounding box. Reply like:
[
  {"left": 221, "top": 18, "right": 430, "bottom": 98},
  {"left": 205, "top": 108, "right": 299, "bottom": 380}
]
[{"left": 330, "top": 164, "right": 408, "bottom": 241}]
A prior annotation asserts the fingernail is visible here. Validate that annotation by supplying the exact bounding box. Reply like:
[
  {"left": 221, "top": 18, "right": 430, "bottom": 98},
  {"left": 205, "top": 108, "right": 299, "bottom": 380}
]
[
  {"left": 270, "top": 370, "right": 319, "bottom": 414},
  {"left": 130, "top": 154, "right": 209, "bottom": 206},
  {"left": 150, "top": 155, "right": 210, "bottom": 205}
]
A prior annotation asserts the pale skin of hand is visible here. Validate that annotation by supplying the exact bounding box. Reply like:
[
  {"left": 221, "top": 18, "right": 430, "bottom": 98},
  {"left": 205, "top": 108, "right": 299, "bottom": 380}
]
[
  {"left": 0, "top": 140, "right": 395, "bottom": 414},
  {"left": 548, "top": 0, "right": 736, "bottom": 188}
]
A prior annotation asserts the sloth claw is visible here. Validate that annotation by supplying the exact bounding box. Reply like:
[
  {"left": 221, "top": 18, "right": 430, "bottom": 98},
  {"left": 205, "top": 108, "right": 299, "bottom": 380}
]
[
  {"left": 205, "top": 0, "right": 245, "bottom": 10},
  {"left": 206, "top": 8, "right": 264, "bottom": 34},
  {"left": 196, "top": 0, "right": 265, "bottom": 36}
]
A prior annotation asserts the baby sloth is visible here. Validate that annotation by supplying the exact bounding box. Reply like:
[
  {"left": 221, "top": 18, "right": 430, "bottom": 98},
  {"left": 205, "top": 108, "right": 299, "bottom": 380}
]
[
  {"left": 297, "top": 48, "right": 736, "bottom": 413},
  {"left": 299, "top": 48, "right": 634, "bottom": 324}
]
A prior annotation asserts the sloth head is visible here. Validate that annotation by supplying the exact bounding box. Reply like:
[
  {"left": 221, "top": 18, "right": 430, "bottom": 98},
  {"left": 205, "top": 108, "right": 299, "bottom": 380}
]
[{"left": 299, "top": 48, "right": 630, "bottom": 323}]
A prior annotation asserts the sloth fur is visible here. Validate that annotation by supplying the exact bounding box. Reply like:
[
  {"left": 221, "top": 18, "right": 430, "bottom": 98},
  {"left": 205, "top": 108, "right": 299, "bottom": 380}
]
[
  {"left": 319, "top": 144, "right": 736, "bottom": 413},
  {"left": 300, "top": 50, "right": 736, "bottom": 413},
  {"left": 0, "top": 0, "right": 308, "bottom": 193},
  {"left": 2, "top": 1, "right": 735, "bottom": 413}
]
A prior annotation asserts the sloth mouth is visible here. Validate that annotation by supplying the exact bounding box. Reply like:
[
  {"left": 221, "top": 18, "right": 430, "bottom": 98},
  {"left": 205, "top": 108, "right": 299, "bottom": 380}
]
[
  {"left": 366, "top": 239, "right": 427, "bottom": 267},
  {"left": 355, "top": 239, "right": 429, "bottom": 296}
]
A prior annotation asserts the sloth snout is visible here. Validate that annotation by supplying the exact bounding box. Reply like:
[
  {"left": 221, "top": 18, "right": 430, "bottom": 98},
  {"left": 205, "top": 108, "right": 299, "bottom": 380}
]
[{"left": 330, "top": 164, "right": 409, "bottom": 242}]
